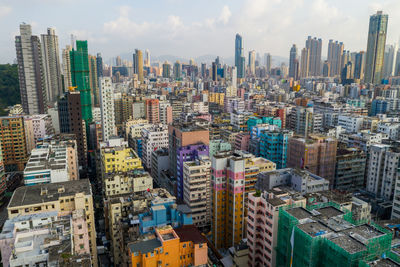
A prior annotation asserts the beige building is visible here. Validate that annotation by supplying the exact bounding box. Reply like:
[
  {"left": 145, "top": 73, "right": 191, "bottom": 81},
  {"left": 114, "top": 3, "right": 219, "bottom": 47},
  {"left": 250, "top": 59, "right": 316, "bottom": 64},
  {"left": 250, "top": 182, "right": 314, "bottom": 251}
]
[
  {"left": 183, "top": 156, "right": 211, "bottom": 229},
  {"left": 103, "top": 170, "right": 153, "bottom": 197},
  {"left": 7, "top": 179, "right": 98, "bottom": 266}
]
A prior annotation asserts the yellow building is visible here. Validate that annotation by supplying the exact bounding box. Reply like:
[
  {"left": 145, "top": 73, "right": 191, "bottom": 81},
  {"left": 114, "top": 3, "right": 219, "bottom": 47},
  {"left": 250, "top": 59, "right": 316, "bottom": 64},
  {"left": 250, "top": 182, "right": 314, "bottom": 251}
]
[
  {"left": 129, "top": 225, "right": 208, "bottom": 267},
  {"left": 211, "top": 151, "right": 276, "bottom": 249},
  {"left": 209, "top": 92, "right": 225, "bottom": 106},
  {"left": 7, "top": 179, "right": 98, "bottom": 267},
  {"left": 101, "top": 146, "right": 142, "bottom": 174},
  {"left": 103, "top": 170, "right": 153, "bottom": 197}
]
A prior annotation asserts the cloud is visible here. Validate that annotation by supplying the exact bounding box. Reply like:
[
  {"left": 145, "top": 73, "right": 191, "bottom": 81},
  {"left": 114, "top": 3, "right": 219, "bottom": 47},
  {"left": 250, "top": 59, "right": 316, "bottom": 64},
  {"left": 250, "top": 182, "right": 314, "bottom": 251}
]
[
  {"left": 0, "top": 5, "right": 11, "bottom": 18},
  {"left": 218, "top": 5, "right": 231, "bottom": 25}
]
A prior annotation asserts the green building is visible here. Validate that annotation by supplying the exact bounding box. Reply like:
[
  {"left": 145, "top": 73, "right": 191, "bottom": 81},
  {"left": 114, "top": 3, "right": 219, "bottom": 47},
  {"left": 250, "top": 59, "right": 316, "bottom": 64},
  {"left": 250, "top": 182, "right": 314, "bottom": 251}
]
[
  {"left": 276, "top": 202, "right": 392, "bottom": 267},
  {"left": 70, "top": 40, "right": 92, "bottom": 124}
]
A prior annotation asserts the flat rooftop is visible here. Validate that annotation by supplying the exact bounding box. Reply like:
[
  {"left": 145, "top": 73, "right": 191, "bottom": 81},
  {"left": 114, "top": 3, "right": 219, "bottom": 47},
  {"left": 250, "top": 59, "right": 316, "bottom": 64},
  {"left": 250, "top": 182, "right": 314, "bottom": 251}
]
[
  {"left": 287, "top": 207, "right": 312, "bottom": 220},
  {"left": 329, "top": 235, "right": 366, "bottom": 254},
  {"left": 297, "top": 221, "right": 331, "bottom": 237},
  {"left": 316, "top": 206, "right": 344, "bottom": 219},
  {"left": 365, "top": 258, "right": 400, "bottom": 267},
  {"left": 129, "top": 238, "right": 162, "bottom": 254},
  {"left": 9, "top": 179, "right": 91, "bottom": 208}
]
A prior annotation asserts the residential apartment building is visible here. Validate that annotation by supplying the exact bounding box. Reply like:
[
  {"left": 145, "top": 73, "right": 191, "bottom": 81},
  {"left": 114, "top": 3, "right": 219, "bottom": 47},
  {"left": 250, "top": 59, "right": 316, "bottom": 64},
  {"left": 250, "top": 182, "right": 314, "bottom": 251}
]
[
  {"left": 145, "top": 99, "right": 160, "bottom": 124},
  {"left": 99, "top": 77, "right": 116, "bottom": 142},
  {"left": 259, "top": 129, "right": 293, "bottom": 169},
  {"left": 334, "top": 147, "right": 366, "bottom": 191},
  {"left": 7, "top": 179, "right": 98, "bottom": 266},
  {"left": 142, "top": 124, "right": 168, "bottom": 170},
  {"left": 183, "top": 156, "right": 211, "bottom": 229},
  {"left": 247, "top": 189, "right": 306, "bottom": 266},
  {"left": 0, "top": 116, "right": 28, "bottom": 172},
  {"left": 287, "top": 134, "right": 338, "bottom": 183}
]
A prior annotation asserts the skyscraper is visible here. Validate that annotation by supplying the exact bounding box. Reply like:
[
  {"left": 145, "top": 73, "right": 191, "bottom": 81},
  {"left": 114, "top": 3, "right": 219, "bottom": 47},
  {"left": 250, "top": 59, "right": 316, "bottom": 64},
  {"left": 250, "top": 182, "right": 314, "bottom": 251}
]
[
  {"left": 354, "top": 51, "right": 365, "bottom": 80},
  {"left": 15, "top": 23, "right": 47, "bottom": 115},
  {"left": 41, "top": 28, "right": 62, "bottom": 104},
  {"left": 145, "top": 49, "right": 150, "bottom": 67},
  {"left": 235, "top": 34, "right": 245, "bottom": 78},
  {"left": 300, "top": 47, "right": 309, "bottom": 78},
  {"left": 96, "top": 53, "right": 103, "bottom": 78},
  {"left": 248, "top": 50, "right": 256, "bottom": 76},
  {"left": 162, "top": 61, "right": 171, "bottom": 78},
  {"left": 62, "top": 45, "right": 73, "bottom": 92},
  {"left": 99, "top": 77, "right": 115, "bottom": 142},
  {"left": 174, "top": 61, "right": 182, "bottom": 80},
  {"left": 364, "top": 11, "right": 388, "bottom": 84},
  {"left": 289, "top": 44, "right": 298, "bottom": 78},
  {"left": 70, "top": 40, "right": 93, "bottom": 125},
  {"left": 134, "top": 49, "right": 144, "bottom": 83},
  {"left": 265, "top": 53, "right": 271, "bottom": 74},
  {"left": 327, "top": 40, "right": 344, "bottom": 77},
  {"left": 383, "top": 44, "right": 397, "bottom": 78},
  {"left": 305, "top": 36, "right": 322, "bottom": 76}
]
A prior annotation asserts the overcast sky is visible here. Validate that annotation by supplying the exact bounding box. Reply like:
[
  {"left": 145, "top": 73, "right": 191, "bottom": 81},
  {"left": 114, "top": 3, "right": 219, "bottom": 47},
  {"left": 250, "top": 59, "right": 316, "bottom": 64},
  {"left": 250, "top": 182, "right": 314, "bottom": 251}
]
[{"left": 1, "top": 0, "right": 400, "bottom": 64}]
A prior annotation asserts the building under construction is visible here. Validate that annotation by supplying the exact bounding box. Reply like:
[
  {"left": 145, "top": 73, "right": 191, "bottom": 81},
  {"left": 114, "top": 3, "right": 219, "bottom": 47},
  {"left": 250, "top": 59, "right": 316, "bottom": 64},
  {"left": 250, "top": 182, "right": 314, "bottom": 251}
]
[{"left": 276, "top": 202, "right": 396, "bottom": 267}]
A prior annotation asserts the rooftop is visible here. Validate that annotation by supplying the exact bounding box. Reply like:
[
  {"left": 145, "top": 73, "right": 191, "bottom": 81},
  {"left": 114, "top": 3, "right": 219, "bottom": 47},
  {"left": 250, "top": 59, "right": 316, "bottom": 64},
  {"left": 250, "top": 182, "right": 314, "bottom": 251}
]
[
  {"left": 174, "top": 225, "right": 207, "bottom": 244},
  {"left": 128, "top": 238, "right": 162, "bottom": 254},
  {"left": 9, "top": 179, "right": 91, "bottom": 208}
]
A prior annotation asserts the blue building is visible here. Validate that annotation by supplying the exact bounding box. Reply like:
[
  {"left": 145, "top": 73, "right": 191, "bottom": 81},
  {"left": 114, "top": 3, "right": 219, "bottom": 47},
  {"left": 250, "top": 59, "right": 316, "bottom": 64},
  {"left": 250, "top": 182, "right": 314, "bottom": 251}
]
[
  {"left": 259, "top": 129, "right": 293, "bottom": 169},
  {"left": 370, "top": 99, "right": 388, "bottom": 116},
  {"left": 138, "top": 198, "right": 192, "bottom": 234}
]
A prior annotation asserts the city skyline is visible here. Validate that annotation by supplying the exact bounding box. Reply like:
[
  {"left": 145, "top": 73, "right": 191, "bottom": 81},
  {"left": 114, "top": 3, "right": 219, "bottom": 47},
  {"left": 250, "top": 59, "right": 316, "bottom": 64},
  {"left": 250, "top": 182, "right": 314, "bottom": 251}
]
[{"left": 2, "top": 0, "right": 400, "bottom": 64}]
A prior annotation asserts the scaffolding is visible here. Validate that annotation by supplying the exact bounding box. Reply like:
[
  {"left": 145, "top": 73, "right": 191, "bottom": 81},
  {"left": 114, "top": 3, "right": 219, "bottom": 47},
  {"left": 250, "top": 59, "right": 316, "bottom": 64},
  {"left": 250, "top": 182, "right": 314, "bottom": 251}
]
[{"left": 275, "top": 202, "right": 393, "bottom": 267}]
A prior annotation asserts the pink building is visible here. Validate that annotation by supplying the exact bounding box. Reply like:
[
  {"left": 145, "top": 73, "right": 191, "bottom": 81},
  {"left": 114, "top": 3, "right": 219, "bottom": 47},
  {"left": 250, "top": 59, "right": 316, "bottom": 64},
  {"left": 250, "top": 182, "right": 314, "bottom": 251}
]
[
  {"left": 234, "top": 133, "right": 250, "bottom": 151},
  {"left": 247, "top": 189, "right": 306, "bottom": 266},
  {"left": 72, "top": 209, "right": 91, "bottom": 255}
]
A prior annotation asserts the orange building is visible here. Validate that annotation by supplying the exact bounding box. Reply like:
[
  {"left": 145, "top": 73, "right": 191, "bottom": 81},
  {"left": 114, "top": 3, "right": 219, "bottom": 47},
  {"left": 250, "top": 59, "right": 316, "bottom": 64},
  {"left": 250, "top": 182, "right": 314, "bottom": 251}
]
[
  {"left": 129, "top": 225, "right": 208, "bottom": 267},
  {"left": 145, "top": 99, "right": 160, "bottom": 124}
]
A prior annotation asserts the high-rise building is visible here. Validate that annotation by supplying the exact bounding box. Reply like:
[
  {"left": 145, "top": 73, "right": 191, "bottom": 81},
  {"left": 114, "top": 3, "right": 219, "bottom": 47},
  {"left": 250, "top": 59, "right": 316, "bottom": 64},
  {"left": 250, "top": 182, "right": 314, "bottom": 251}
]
[
  {"left": 265, "top": 53, "right": 271, "bottom": 74},
  {"left": 327, "top": 40, "right": 344, "bottom": 77},
  {"left": 305, "top": 36, "right": 322, "bottom": 76},
  {"left": 287, "top": 134, "right": 337, "bottom": 183},
  {"left": 354, "top": 51, "right": 366, "bottom": 80},
  {"left": 159, "top": 101, "right": 173, "bottom": 125},
  {"left": 99, "top": 77, "right": 115, "bottom": 142},
  {"left": 58, "top": 91, "right": 87, "bottom": 168},
  {"left": 41, "top": 28, "right": 62, "bottom": 104},
  {"left": 168, "top": 122, "right": 209, "bottom": 200},
  {"left": 259, "top": 128, "right": 293, "bottom": 169},
  {"left": 211, "top": 151, "right": 275, "bottom": 249},
  {"left": 7, "top": 180, "right": 98, "bottom": 266},
  {"left": 289, "top": 44, "right": 298, "bottom": 79},
  {"left": 0, "top": 145, "right": 5, "bottom": 199},
  {"left": 62, "top": 45, "right": 73, "bottom": 92},
  {"left": 134, "top": 49, "right": 144, "bottom": 82},
  {"left": 96, "top": 53, "right": 103, "bottom": 78},
  {"left": 383, "top": 44, "right": 398, "bottom": 78},
  {"left": 334, "top": 147, "right": 366, "bottom": 191},
  {"left": 0, "top": 116, "right": 28, "bottom": 172},
  {"left": 70, "top": 40, "right": 93, "bottom": 125},
  {"left": 174, "top": 61, "right": 182, "bottom": 80},
  {"left": 248, "top": 50, "right": 256, "bottom": 75},
  {"left": 235, "top": 34, "right": 245, "bottom": 78},
  {"left": 366, "top": 144, "right": 400, "bottom": 200},
  {"left": 116, "top": 56, "right": 122, "bottom": 66},
  {"left": 88, "top": 55, "right": 99, "bottom": 107},
  {"left": 364, "top": 11, "right": 388, "bottom": 84},
  {"left": 183, "top": 155, "right": 211, "bottom": 229},
  {"left": 145, "top": 49, "right": 150, "bottom": 67},
  {"left": 145, "top": 99, "right": 160, "bottom": 124},
  {"left": 300, "top": 47, "right": 310, "bottom": 78},
  {"left": 15, "top": 23, "right": 47, "bottom": 115},
  {"left": 142, "top": 124, "right": 168, "bottom": 170},
  {"left": 162, "top": 61, "right": 171, "bottom": 78}
]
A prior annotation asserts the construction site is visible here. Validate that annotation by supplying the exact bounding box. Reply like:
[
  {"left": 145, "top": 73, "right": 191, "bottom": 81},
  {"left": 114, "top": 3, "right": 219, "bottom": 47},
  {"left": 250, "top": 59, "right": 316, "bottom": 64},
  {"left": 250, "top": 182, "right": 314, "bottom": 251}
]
[{"left": 276, "top": 202, "right": 398, "bottom": 267}]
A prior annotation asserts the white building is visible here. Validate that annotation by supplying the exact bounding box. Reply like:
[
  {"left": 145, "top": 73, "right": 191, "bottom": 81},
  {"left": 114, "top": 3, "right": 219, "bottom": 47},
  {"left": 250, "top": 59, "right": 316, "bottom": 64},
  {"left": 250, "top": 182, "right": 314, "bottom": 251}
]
[
  {"left": 338, "top": 114, "right": 364, "bottom": 133},
  {"left": 141, "top": 124, "right": 169, "bottom": 169},
  {"left": 366, "top": 144, "right": 400, "bottom": 200},
  {"left": 100, "top": 77, "right": 116, "bottom": 142},
  {"left": 183, "top": 155, "right": 211, "bottom": 228},
  {"left": 23, "top": 141, "right": 78, "bottom": 185},
  {"left": 377, "top": 122, "right": 400, "bottom": 140},
  {"left": 24, "top": 114, "right": 55, "bottom": 144}
]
